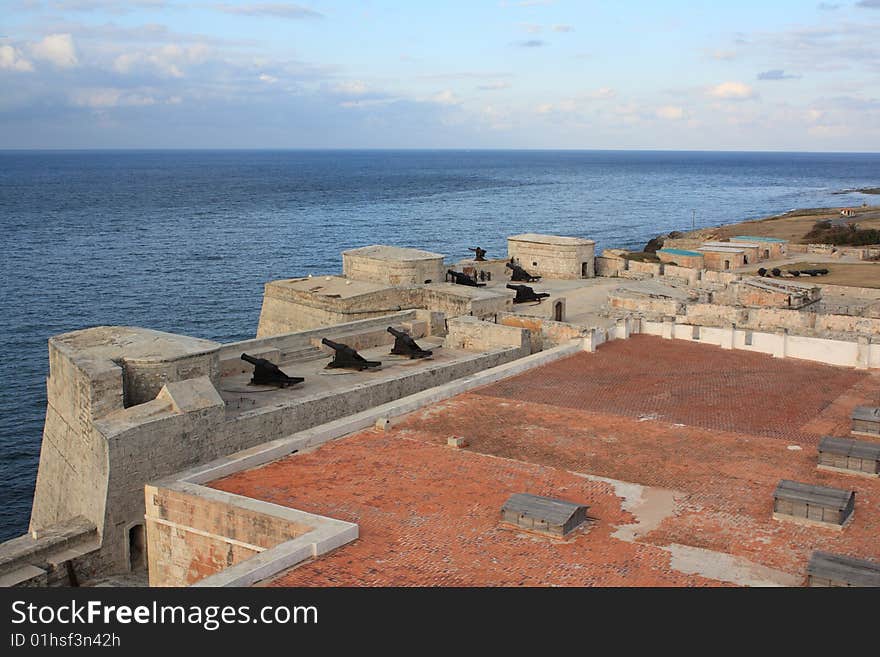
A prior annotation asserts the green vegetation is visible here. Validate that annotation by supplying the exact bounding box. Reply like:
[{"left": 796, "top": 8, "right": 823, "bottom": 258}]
[{"left": 803, "top": 220, "right": 880, "bottom": 246}]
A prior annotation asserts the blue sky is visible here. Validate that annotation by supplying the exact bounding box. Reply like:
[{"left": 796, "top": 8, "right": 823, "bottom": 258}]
[{"left": 1, "top": 1, "right": 879, "bottom": 150}]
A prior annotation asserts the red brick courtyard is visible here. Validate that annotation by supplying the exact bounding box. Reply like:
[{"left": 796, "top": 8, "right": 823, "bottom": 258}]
[{"left": 211, "top": 336, "right": 880, "bottom": 586}]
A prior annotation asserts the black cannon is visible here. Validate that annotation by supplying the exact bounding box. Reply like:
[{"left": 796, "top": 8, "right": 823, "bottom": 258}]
[
  {"left": 241, "top": 353, "right": 304, "bottom": 388},
  {"left": 771, "top": 268, "right": 782, "bottom": 277},
  {"left": 388, "top": 327, "right": 433, "bottom": 359},
  {"left": 447, "top": 269, "right": 485, "bottom": 287},
  {"left": 506, "top": 261, "right": 541, "bottom": 282},
  {"left": 788, "top": 270, "right": 801, "bottom": 277},
  {"left": 801, "top": 268, "right": 829, "bottom": 277},
  {"left": 507, "top": 283, "right": 550, "bottom": 304},
  {"left": 468, "top": 247, "right": 487, "bottom": 262},
  {"left": 757, "top": 267, "right": 768, "bottom": 277},
  {"left": 321, "top": 338, "right": 382, "bottom": 371}
]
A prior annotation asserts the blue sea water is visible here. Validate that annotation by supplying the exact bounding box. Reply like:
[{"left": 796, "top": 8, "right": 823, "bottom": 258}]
[{"left": 0, "top": 149, "right": 878, "bottom": 541}]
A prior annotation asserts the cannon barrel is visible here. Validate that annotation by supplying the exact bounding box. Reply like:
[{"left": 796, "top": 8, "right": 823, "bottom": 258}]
[
  {"left": 322, "top": 337, "right": 382, "bottom": 370},
  {"left": 506, "top": 283, "right": 521, "bottom": 290},
  {"left": 240, "top": 352, "right": 303, "bottom": 387},
  {"left": 387, "top": 326, "right": 432, "bottom": 359}
]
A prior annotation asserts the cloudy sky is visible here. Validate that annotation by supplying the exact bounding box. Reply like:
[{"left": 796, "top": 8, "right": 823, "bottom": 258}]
[{"left": 1, "top": 0, "right": 879, "bottom": 150}]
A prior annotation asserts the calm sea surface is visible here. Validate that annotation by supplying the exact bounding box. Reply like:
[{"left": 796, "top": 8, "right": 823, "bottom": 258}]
[{"left": 1, "top": 149, "right": 878, "bottom": 540}]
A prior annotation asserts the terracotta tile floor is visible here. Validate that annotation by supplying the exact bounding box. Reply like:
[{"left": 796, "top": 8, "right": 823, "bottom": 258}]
[{"left": 211, "top": 336, "right": 880, "bottom": 586}]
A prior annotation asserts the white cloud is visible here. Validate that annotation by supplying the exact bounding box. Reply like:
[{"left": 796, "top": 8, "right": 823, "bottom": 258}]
[
  {"left": 707, "top": 49, "right": 737, "bottom": 61},
  {"left": 258, "top": 73, "right": 278, "bottom": 83},
  {"left": 333, "top": 80, "right": 369, "bottom": 96},
  {"left": 49, "top": 0, "right": 169, "bottom": 11},
  {"left": 551, "top": 25, "right": 574, "bottom": 33},
  {"left": 212, "top": 3, "right": 323, "bottom": 19},
  {"left": 556, "top": 99, "right": 577, "bottom": 112},
  {"left": 655, "top": 105, "right": 686, "bottom": 120},
  {"left": 431, "top": 90, "right": 461, "bottom": 105},
  {"left": 112, "top": 44, "right": 210, "bottom": 78},
  {"left": 30, "top": 33, "right": 79, "bottom": 68},
  {"left": 481, "top": 104, "right": 512, "bottom": 130},
  {"left": 70, "top": 86, "right": 161, "bottom": 108},
  {"left": 587, "top": 87, "right": 616, "bottom": 99},
  {"left": 339, "top": 98, "right": 397, "bottom": 109},
  {"left": 476, "top": 81, "right": 511, "bottom": 91},
  {"left": 707, "top": 81, "right": 756, "bottom": 99},
  {"left": 0, "top": 45, "right": 35, "bottom": 72}
]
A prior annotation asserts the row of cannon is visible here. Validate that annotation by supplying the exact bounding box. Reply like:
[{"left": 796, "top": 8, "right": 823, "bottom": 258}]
[
  {"left": 757, "top": 267, "right": 829, "bottom": 278},
  {"left": 240, "top": 327, "right": 434, "bottom": 388},
  {"left": 446, "top": 260, "right": 541, "bottom": 287}
]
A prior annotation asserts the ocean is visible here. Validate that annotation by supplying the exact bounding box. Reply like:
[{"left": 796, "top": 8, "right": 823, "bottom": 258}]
[{"left": 0, "top": 148, "right": 878, "bottom": 541}]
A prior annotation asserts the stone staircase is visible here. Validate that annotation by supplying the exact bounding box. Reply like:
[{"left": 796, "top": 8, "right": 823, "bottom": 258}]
[{"left": 283, "top": 345, "right": 326, "bottom": 363}]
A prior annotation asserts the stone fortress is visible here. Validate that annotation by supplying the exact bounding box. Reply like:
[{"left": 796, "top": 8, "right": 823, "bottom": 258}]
[{"left": 2, "top": 229, "right": 880, "bottom": 588}]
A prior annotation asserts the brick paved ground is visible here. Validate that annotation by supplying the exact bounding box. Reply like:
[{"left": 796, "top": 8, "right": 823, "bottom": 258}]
[
  {"left": 211, "top": 336, "right": 880, "bottom": 586},
  {"left": 212, "top": 433, "right": 721, "bottom": 587},
  {"left": 474, "top": 335, "right": 869, "bottom": 445}
]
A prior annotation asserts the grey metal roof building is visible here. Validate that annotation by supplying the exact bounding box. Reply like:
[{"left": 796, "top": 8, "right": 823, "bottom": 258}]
[
  {"left": 773, "top": 480, "right": 856, "bottom": 527},
  {"left": 851, "top": 406, "right": 880, "bottom": 436},
  {"left": 807, "top": 551, "right": 880, "bottom": 587},
  {"left": 818, "top": 436, "right": 880, "bottom": 477},
  {"left": 500, "top": 493, "right": 589, "bottom": 537}
]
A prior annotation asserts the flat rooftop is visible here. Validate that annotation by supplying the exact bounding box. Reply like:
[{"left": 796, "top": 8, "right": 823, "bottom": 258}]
[
  {"left": 732, "top": 235, "right": 788, "bottom": 243},
  {"left": 220, "top": 337, "right": 457, "bottom": 416},
  {"left": 270, "top": 276, "right": 390, "bottom": 299},
  {"left": 211, "top": 336, "right": 880, "bottom": 586},
  {"left": 342, "top": 245, "right": 443, "bottom": 261},
  {"left": 658, "top": 248, "right": 703, "bottom": 257},
  {"left": 698, "top": 246, "right": 746, "bottom": 253},
  {"left": 508, "top": 233, "right": 596, "bottom": 246},
  {"left": 703, "top": 241, "right": 762, "bottom": 249}
]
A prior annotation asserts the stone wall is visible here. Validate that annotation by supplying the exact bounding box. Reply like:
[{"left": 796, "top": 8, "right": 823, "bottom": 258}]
[
  {"left": 642, "top": 318, "right": 878, "bottom": 369},
  {"left": 342, "top": 246, "right": 445, "bottom": 286},
  {"left": 683, "top": 303, "right": 748, "bottom": 327},
  {"left": 444, "top": 316, "right": 531, "bottom": 355},
  {"left": 257, "top": 281, "right": 423, "bottom": 335},
  {"left": 702, "top": 270, "right": 741, "bottom": 285},
  {"left": 701, "top": 250, "right": 746, "bottom": 271},
  {"left": 145, "top": 484, "right": 312, "bottom": 587},
  {"left": 662, "top": 264, "right": 700, "bottom": 285},
  {"left": 499, "top": 313, "right": 589, "bottom": 353},
  {"left": 595, "top": 256, "right": 624, "bottom": 277},
  {"left": 9, "top": 316, "right": 530, "bottom": 582},
  {"left": 257, "top": 280, "right": 511, "bottom": 336},
  {"left": 626, "top": 260, "right": 664, "bottom": 277},
  {"left": 608, "top": 290, "right": 683, "bottom": 316},
  {"left": 0, "top": 517, "right": 100, "bottom": 587},
  {"left": 507, "top": 234, "right": 595, "bottom": 279}
]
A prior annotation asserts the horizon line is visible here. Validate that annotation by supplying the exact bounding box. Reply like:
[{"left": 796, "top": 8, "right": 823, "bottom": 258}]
[{"left": 2, "top": 147, "right": 880, "bottom": 155}]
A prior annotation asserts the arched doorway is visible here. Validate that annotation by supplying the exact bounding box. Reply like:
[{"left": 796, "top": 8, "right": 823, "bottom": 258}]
[
  {"left": 554, "top": 301, "right": 564, "bottom": 322},
  {"left": 129, "top": 524, "right": 146, "bottom": 571}
]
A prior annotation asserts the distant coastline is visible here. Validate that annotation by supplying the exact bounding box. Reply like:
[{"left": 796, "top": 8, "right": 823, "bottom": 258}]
[{"left": 833, "top": 187, "right": 880, "bottom": 195}]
